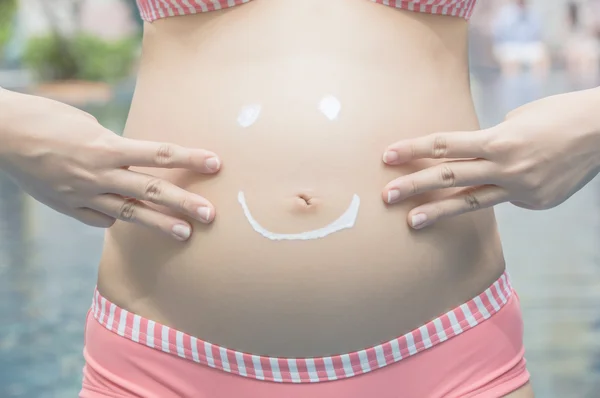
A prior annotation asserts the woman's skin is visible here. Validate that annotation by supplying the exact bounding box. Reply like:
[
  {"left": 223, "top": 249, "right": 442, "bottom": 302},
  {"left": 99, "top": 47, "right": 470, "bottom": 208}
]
[
  {"left": 2, "top": 86, "right": 597, "bottom": 236},
  {"left": 0, "top": 87, "right": 221, "bottom": 240},
  {"left": 0, "top": 3, "right": 597, "bottom": 397},
  {"left": 384, "top": 87, "right": 600, "bottom": 227},
  {"left": 97, "top": 0, "right": 509, "bottom": 359}
]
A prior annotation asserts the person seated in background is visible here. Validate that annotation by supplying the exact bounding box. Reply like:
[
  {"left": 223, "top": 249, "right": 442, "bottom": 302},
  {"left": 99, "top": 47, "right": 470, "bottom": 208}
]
[
  {"left": 563, "top": 1, "right": 600, "bottom": 80},
  {"left": 492, "top": 0, "right": 550, "bottom": 76}
]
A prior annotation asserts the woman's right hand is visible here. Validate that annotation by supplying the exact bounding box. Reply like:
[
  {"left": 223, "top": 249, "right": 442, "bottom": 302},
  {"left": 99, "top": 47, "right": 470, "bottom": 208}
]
[{"left": 0, "top": 89, "right": 220, "bottom": 241}]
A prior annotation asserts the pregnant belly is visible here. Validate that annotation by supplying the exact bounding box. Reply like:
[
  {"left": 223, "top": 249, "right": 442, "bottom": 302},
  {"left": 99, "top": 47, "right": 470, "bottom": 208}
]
[{"left": 98, "top": 1, "right": 505, "bottom": 357}]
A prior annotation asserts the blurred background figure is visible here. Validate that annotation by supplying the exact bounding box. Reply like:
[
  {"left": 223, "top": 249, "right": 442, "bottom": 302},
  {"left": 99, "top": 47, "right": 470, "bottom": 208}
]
[
  {"left": 563, "top": 0, "right": 600, "bottom": 80},
  {"left": 492, "top": 0, "right": 550, "bottom": 76}
]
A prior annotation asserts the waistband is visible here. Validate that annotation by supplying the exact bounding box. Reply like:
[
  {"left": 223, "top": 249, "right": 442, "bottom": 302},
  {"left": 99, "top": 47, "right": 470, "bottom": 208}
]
[{"left": 89, "top": 271, "right": 513, "bottom": 383}]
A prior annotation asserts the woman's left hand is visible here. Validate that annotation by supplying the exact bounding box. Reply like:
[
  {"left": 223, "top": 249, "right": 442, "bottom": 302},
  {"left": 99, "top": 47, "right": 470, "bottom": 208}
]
[{"left": 382, "top": 87, "right": 600, "bottom": 229}]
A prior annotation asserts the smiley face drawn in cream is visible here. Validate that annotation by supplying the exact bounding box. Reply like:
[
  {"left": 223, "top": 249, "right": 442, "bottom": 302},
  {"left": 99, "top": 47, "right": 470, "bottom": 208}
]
[{"left": 235, "top": 96, "right": 358, "bottom": 240}]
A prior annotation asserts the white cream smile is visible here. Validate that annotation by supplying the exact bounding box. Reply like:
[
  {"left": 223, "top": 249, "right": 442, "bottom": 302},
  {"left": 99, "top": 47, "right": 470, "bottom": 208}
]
[{"left": 237, "top": 191, "right": 360, "bottom": 241}]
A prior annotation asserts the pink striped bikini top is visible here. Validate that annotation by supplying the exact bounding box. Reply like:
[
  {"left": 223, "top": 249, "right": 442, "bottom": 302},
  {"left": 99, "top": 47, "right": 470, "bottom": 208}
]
[{"left": 135, "top": 1, "right": 478, "bottom": 23}]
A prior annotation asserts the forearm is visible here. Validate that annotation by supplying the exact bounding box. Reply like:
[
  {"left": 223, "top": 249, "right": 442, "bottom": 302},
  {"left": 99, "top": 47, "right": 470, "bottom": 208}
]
[
  {"left": 0, "top": 86, "right": 12, "bottom": 168},
  {"left": 0, "top": 87, "right": 26, "bottom": 170}
]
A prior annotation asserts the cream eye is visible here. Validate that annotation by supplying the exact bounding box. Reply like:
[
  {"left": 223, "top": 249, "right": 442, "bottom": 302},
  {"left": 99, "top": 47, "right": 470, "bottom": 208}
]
[
  {"left": 318, "top": 95, "right": 342, "bottom": 121},
  {"left": 237, "top": 104, "right": 262, "bottom": 128}
]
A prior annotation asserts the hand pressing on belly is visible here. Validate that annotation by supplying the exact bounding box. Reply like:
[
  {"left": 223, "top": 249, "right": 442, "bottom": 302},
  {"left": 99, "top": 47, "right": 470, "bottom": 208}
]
[
  {"left": 0, "top": 88, "right": 220, "bottom": 241},
  {"left": 382, "top": 87, "right": 600, "bottom": 229}
]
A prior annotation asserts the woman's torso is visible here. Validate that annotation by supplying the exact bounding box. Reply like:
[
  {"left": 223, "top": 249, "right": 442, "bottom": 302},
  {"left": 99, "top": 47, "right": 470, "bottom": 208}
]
[{"left": 98, "top": 0, "right": 505, "bottom": 358}]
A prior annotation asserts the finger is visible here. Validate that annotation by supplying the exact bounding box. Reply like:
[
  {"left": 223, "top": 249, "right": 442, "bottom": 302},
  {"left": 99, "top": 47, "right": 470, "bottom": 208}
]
[
  {"left": 112, "top": 136, "right": 221, "bottom": 173},
  {"left": 383, "top": 160, "right": 497, "bottom": 204},
  {"left": 71, "top": 207, "right": 116, "bottom": 228},
  {"left": 382, "top": 129, "right": 494, "bottom": 165},
  {"left": 89, "top": 194, "right": 194, "bottom": 241},
  {"left": 407, "top": 185, "right": 509, "bottom": 229},
  {"left": 103, "top": 169, "right": 215, "bottom": 223}
]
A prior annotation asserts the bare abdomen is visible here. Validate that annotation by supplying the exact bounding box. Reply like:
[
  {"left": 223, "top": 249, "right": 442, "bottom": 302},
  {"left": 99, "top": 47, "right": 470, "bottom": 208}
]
[{"left": 97, "top": 0, "right": 505, "bottom": 357}]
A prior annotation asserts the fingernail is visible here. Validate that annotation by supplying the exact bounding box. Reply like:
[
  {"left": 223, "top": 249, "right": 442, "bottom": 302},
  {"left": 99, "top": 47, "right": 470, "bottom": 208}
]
[
  {"left": 387, "top": 189, "right": 401, "bottom": 204},
  {"left": 411, "top": 213, "right": 428, "bottom": 228},
  {"left": 197, "top": 207, "right": 212, "bottom": 222},
  {"left": 172, "top": 224, "right": 191, "bottom": 240},
  {"left": 205, "top": 157, "right": 220, "bottom": 171},
  {"left": 383, "top": 151, "right": 399, "bottom": 164}
]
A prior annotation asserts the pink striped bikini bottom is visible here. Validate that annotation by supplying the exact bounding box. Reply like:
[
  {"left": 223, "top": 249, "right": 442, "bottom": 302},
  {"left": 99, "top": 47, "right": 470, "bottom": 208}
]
[{"left": 80, "top": 271, "right": 530, "bottom": 398}]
